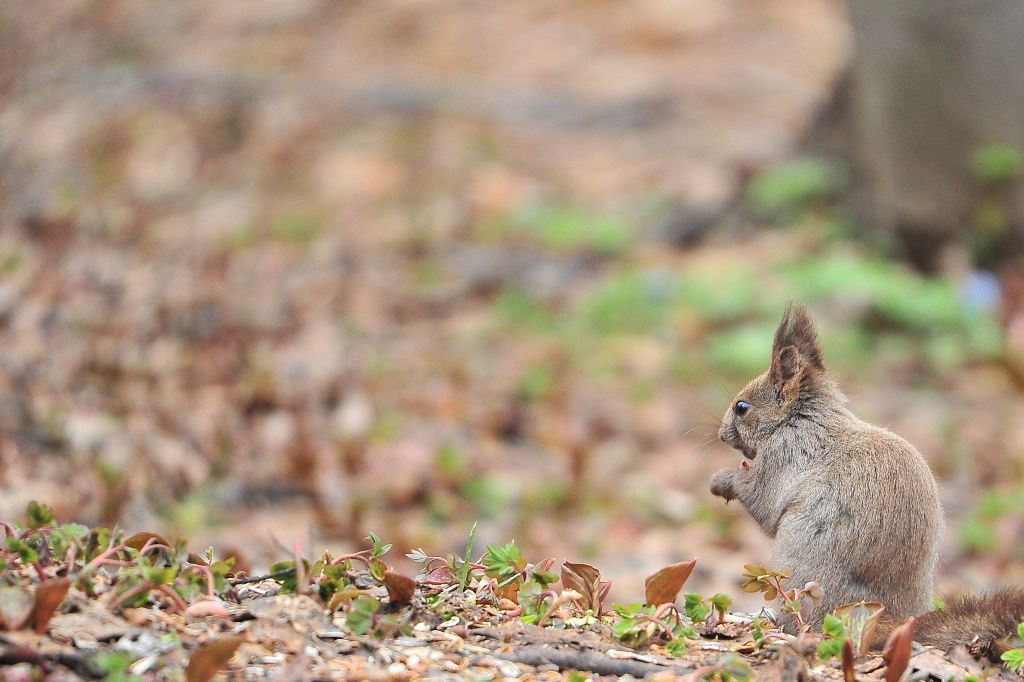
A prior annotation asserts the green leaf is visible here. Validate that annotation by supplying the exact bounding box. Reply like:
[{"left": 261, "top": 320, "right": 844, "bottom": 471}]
[
  {"left": 710, "top": 593, "right": 733, "bottom": 615},
  {"left": 683, "top": 593, "right": 710, "bottom": 624},
  {"left": 459, "top": 522, "right": 477, "bottom": 591},
  {"left": 817, "top": 637, "right": 843, "bottom": 661},
  {"left": 612, "top": 617, "right": 639, "bottom": 639},
  {"left": 483, "top": 542, "right": 525, "bottom": 578},
  {"left": 1017, "top": 621, "right": 1024, "bottom": 642},
  {"left": 26, "top": 501, "right": 55, "bottom": 529},
  {"left": 366, "top": 532, "right": 392, "bottom": 558},
  {"left": 140, "top": 565, "right": 177, "bottom": 585},
  {"left": 613, "top": 602, "right": 645, "bottom": 617},
  {"left": 1001, "top": 648, "right": 1024, "bottom": 672},
  {"left": 7, "top": 538, "right": 38, "bottom": 565},
  {"left": 666, "top": 638, "right": 689, "bottom": 656},
  {"left": 346, "top": 596, "right": 380, "bottom": 635},
  {"left": 822, "top": 613, "right": 845, "bottom": 638}
]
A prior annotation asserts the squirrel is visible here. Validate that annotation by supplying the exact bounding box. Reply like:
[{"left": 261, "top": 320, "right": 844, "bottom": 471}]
[{"left": 709, "top": 303, "right": 1024, "bottom": 649}]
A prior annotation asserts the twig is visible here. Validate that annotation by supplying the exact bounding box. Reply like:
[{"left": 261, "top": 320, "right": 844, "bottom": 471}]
[
  {"left": 0, "top": 644, "right": 105, "bottom": 679},
  {"left": 226, "top": 567, "right": 296, "bottom": 585},
  {"left": 489, "top": 646, "right": 694, "bottom": 678}
]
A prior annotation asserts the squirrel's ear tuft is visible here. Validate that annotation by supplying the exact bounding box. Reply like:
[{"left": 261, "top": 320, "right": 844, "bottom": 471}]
[{"left": 771, "top": 303, "right": 825, "bottom": 371}]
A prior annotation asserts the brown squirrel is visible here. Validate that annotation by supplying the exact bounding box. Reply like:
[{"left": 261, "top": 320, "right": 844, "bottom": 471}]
[{"left": 710, "top": 303, "right": 1024, "bottom": 649}]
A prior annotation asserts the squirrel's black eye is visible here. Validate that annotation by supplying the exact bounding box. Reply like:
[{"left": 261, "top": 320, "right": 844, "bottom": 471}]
[{"left": 734, "top": 400, "right": 751, "bottom": 417}]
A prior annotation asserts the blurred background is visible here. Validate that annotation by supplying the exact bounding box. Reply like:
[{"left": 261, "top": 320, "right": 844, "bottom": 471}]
[{"left": 2, "top": 1, "right": 1024, "bottom": 612}]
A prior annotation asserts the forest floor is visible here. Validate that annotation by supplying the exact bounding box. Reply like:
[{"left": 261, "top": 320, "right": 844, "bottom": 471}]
[{"left": 0, "top": 512, "right": 1014, "bottom": 681}]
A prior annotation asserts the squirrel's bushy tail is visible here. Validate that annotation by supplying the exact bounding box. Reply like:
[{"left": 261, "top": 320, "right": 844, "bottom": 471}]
[{"left": 875, "top": 590, "right": 1024, "bottom": 650}]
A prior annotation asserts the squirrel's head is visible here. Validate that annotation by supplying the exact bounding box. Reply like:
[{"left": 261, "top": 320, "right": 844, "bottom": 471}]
[{"left": 718, "top": 303, "right": 826, "bottom": 459}]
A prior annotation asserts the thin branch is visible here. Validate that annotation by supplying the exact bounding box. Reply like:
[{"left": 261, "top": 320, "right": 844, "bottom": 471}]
[
  {"left": 490, "top": 646, "right": 694, "bottom": 678},
  {"left": 226, "top": 567, "right": 296, "bottom": 586}
]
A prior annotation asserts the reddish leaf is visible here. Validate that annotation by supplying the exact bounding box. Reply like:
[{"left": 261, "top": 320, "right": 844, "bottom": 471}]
[
  {"left": 382, "top": 570, "right": 416, "bottom": 606},
  {"left": 883, "top": 617, "right": 915, "bottom": 682},
  {"left": 124, "top": 531, "right": 171, "bottom": 552},
  {"left": 29, "top": 578, "right": 70, "bottom": 633},
  {"left": 644, "top": 559, "right": 696, "bottom": 606},
  {"left": 0, "top": 586, "right": 33, "bottom": 630},
  {"left": 842, "top": 639, "right": 855, "bottom": 682},
  {"left": 186, "top": 635, "right": 245, "bottom": 682},
  {"left": 420, "top": 565, "right": 455, "bottom": 585}
]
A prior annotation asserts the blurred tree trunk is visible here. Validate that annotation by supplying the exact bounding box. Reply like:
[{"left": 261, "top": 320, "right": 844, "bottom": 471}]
[{"left": 846, "top": 0, "right": 1024, "bottom": 272}]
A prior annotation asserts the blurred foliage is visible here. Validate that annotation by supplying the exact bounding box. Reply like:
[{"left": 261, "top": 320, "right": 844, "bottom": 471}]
[
  {"left": 746, "top": 158, "right": 844, "bottom": 221},
  {"left": 482, "top": 202, "right": 633, "bottom": 254},
  {"left": 958, "top": 489, "right": 1024, "bottom": 555},
  {"left": 972, "top": 143, "right": 1023, "bottom": 184},
  {"left": 491, "top": 239, "right": 1003, "bottom": 380}
]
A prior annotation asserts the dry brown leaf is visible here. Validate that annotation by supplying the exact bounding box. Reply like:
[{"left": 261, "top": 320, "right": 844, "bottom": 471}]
[
  {"left": 882, "top": 617, "right": 915, "bottom": 682},
  {"left": 561, "top": 561, "right": 610, "bottom": 616},
  {"left": 382, "top": 570, "right": 416, "bottom": 605},
  {"left": 495, "top": 580, "right": 519, "bottom": 602},
  {"left": 29, "top": 577, "right": 70, "bottom": 633},
  {"left": 186, "top": 635, "right": 245, "bottom": 682},
  {"left": 644, "top": 559, "right": 696, "bottom": 606}
]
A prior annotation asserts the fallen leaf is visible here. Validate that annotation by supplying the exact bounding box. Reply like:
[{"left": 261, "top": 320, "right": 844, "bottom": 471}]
[
  {"left": 644, "top": 559, "right": 696, "bottom": 606},
  {"left": 186, "top": 636, "right": 245, "bottom": 682},
  {"left": 561, "top": 561, "right": 610, "bottom": 616},
  {"left": 29, "top": 577, "right": 70, "bottom": 633},
  {"left": 882, "top": 617, "right": 915, "bottom": 682},
  {"left": 495, "top": 580, "right": 519, "bottom": 602},
  {"left": 382, "top": 570, "right": 416, "bottom": 605}
]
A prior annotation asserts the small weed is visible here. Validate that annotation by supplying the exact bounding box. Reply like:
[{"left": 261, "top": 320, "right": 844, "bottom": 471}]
[
  {"left": 740, "top": 564, "right": 823, "bottom": 630},
  {"left": 817, "top": 613, "right": 847, "bottom": 660}
]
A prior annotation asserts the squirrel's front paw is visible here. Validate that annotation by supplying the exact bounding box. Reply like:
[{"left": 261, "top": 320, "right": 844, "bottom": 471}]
[{"left": 710, "top": 468, "right": 740, "bottom": 501}]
